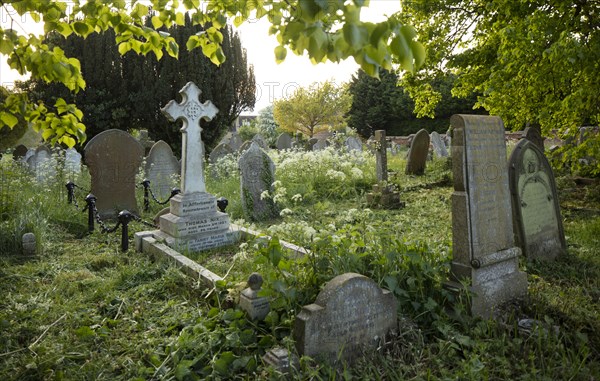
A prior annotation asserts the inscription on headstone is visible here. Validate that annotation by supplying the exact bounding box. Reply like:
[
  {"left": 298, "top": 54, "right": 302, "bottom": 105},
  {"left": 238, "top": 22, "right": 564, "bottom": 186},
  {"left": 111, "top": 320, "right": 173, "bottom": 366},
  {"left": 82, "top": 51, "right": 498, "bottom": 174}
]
[
  {"left": 405, "top": 129, "right": 430, "bottom": 175},
  {"left": 294, "top": 273, "right": 397, "bottom": 364},
  {"left": 509, "top": 139, "right": 566, "bottom": 261},
  {"left": 84, "top": 129, "right": 144, "bottom": 219},
  {"left": 447, "top": 114, "right": 527, "bottom": 318}
]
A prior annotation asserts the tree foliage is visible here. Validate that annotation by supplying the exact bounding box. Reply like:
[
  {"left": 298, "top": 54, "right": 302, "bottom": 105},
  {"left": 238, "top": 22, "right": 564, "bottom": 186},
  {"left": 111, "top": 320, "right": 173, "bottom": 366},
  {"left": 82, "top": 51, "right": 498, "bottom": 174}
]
[
  {"left": 347, "top": 69, "right": 482, "bottom": 137},
  {"left": 21, "top": 18, "right": 255, "bottom": 151},
  {"left": 399, "top": 0, "right": 600, "bottom": 173},
  {"left": 273, "top": 81, "right": 351, "bottom": 138},
  {"left": 255, "top": 105, "right": 280, "bottom": 146},
  {"left": 0, "top": 1, "right": 424, "bottom": 147}
]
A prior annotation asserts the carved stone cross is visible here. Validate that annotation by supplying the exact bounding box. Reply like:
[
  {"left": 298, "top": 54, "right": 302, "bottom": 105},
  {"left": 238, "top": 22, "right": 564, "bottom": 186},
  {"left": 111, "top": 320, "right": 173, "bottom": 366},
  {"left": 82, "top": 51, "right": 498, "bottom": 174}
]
[{"left": 162, "top": 82, "right": 219, "bottom": 194}]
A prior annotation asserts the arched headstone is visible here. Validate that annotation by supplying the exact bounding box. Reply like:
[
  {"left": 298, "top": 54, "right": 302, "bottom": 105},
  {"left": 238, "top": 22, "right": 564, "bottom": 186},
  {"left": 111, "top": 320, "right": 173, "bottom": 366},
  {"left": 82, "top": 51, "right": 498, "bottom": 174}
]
[
  {"left": 405, "top": 129, "right": 430, "bottom": 175},
  {"left": 238, "top": 142, "right": 278, "bottom": 221},
  {"left": 145, "top": 140, "right": 180, "bottom": 199},
  {"left": 84, "top": 129, "right": 144, "bottom": 219}
]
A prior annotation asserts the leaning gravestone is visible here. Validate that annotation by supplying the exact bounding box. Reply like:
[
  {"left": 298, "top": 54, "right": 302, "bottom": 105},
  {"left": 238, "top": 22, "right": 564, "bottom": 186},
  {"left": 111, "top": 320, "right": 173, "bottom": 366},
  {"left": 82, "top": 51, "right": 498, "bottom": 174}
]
[
  {"left": 431, "top": 131, "right": 449, "bottom": 158},
  {"left": 64, "top": 147, "right": 82, "bottom": 175},
  {"left": 145, "top": 140, "right": 180, "bottom": 200},
  {"left": 153, "top": 82, "right": 238, "bottom": 252},
  {"left": 446, "top": 114, "right": 527, "bottom": 318},
  {"left": 509, "top": 139, "right": 566, "bottom": 261},
  {"left": 239, "top": 142, "right": 278, "bottom": 221},
  {"left": 294, "top": 273, "right": 397, "bottom": 364},
  {"left": 84, "top": 129, "right": 144, "bottom": 219},
  {"left": 344, "top": 136, "right": 362, "bottom": 152},
  {"left": 405, "top": 129, "right": 430, "bottom": 175},
  {"left": 306, "top": 137, "right": 319, "bottom": 150},
  {"left": 276, "top": 132, "right": 293, "bottom": 150}
]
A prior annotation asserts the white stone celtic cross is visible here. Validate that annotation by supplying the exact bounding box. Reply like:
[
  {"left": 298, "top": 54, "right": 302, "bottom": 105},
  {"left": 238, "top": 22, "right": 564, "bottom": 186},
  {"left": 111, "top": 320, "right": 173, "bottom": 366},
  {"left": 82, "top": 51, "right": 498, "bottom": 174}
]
[{"left": 162, "top": 82, "right": 219, "bottom": 194}]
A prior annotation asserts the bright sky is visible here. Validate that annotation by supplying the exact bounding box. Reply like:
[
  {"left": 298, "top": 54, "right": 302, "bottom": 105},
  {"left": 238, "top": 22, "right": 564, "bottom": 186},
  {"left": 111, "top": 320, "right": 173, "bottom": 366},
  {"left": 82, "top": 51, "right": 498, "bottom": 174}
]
[{"left": 0, "top": 1, "right": 401, "bottom": 114}]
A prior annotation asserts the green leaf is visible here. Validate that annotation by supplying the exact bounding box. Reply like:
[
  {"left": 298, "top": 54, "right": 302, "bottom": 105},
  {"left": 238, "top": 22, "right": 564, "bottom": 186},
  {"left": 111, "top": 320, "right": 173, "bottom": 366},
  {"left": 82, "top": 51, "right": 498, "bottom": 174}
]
[
  {"left": 118, "top": 42, "right": 130, "bottom": 55},
  {"left": 151, "top": 16, "right": 163, "bottom": 29},
  {"left": 343, "top": 23, "right": 367, "bottom": 49},
  {"left": 274, "top": 45, "right": 287, "bottom": 63},
  {"left": 410, "top": 41, "right": 426, "bottom": 69},
  {"left": 0, "top": 112, "right": 18, "bottom": 128},
  {"left": 299, "top": 0, "right": 321, "bottom": 22},
  {"left": 0, "top": 39, "right": 14, "bottom": 54},
  {"left": 73, "top": 22, "right": 91, "bottom": 37}
]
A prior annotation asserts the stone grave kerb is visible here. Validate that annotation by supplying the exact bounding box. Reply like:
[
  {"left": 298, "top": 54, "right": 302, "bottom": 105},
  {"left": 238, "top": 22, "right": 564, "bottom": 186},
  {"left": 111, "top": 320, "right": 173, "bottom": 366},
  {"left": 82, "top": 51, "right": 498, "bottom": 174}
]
[{"left": 162, "top": 81, "right": 218, "bottom": 195}]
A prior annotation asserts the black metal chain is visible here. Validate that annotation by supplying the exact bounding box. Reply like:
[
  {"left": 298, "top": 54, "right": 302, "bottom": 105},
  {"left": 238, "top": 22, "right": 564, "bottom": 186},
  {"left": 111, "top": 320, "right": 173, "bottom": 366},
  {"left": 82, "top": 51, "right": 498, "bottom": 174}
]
[
  {"left": 91, "top": 203, "right": 122, "bottom": 233},
  {"left": 148, "top": 186, "right": 180, "bottom": 205}
]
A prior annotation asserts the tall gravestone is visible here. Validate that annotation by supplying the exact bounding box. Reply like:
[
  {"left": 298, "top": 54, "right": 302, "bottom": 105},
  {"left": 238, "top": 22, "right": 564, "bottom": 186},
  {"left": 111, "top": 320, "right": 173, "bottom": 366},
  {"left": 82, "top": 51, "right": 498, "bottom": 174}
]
[
  {"left": 239, "top": 142, "right": 278, "bottom": 221},
  {"left": 431, "top": 131, "right": 449, "bottom": 158},
  {"left": 145, "top": 140, "right": 180, "bottom": 199},
  {"left": 509, "top": 139, "right": 566, "bottom": 261},
  {"left": 153, "top": 82, "right": 238, "bottom": 252},
  {"left": 405, "top": 129, "right": 430, "bottom": 175},
  {"left": 84, "top": 130, "right": 144, "bottom": 219},
  {"left": 366, "top": 130, "right": 403, "bottom": 209},
  {"left": 447, "top": 115, "right": 527, "bottom": 318},
  {"left": 294, "top": 273, "right": 397, "bottom": 364},
  {"left": 276, "top": 132, "right": 293, "bottom": 150}
]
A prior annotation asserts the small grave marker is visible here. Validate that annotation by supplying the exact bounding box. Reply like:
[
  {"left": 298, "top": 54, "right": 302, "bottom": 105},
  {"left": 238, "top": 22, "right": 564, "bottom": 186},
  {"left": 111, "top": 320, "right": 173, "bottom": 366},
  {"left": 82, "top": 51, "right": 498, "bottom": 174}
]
[
  {"left": 294, "top": 273, "right": 397, "bottom": 364},
  {"left": 431, "top": 131, "right": 449, "bottom": 158},
  {"left": 239, "top": 273, "right": 270, "bottom": 320}
]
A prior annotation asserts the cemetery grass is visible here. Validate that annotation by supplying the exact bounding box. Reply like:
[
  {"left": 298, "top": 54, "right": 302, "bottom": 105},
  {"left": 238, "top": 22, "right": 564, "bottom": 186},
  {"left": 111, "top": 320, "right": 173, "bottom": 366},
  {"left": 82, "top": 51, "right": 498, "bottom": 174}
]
[{"left": 0, "top": 153, "right": 599, "bottom": 380}]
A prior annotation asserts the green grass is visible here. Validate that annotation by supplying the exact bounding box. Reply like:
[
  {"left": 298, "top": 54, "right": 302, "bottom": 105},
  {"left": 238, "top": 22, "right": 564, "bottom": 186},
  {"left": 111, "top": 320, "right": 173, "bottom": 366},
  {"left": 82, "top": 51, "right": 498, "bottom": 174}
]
[{"left": 1, "top": 149, "right": 599, "bottom": 380}]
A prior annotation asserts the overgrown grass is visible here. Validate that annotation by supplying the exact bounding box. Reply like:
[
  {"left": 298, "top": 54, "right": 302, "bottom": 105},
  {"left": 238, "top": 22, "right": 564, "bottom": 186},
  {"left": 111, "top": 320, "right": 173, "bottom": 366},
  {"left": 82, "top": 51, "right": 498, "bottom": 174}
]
[{"left": 1, "top": 146, "right": 599, "bottom": 380}]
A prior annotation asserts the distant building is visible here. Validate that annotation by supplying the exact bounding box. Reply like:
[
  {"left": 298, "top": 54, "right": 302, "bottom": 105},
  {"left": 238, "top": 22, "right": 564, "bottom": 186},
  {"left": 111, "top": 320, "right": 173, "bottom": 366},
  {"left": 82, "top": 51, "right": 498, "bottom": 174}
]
[{"left": 232, "top": 115, "right": 257, "bottom": 131}]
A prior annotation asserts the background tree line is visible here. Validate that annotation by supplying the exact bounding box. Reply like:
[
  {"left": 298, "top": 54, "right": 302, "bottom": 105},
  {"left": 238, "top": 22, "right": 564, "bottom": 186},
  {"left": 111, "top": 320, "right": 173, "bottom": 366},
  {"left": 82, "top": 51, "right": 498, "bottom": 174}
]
[{"left": 19, "top": 14, "right": 256, "bottom": 154}]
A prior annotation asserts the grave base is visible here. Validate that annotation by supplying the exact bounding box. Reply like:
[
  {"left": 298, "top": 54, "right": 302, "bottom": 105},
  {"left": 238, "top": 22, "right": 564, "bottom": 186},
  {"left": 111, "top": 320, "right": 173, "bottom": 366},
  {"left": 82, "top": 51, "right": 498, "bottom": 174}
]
[
  {"left": 445, "top": 253, "right": 527, "bottom": 319},
  {"left": 153, "top": 226, "right": 240, "bottom": 253},
  {"left": 366, "top": 184, "right": 405, "bottom": 209}
]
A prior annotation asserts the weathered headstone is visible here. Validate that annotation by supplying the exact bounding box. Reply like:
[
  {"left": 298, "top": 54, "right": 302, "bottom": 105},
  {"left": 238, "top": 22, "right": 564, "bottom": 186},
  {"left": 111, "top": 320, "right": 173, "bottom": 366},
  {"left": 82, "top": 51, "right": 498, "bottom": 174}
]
[
  {"left": 431, "top": 131, "right": 449, "bottom": 158},
  {"left": 252, "top": 134, "right": 268, "bottom": 150},
  {"left": 447, "top": 114, "right": 527, "bottom": 318},
  {"left": 22, "top": 232, "right": 36, "bottom": 256},
  {"left": 24, "top": 148, "right": 35, "bottom": 163},
  {"left": 405, "top": 129, "right": 430, "bottom": 175},
  {"left": 219, "top": 131, "right": 243, "bottom": 151},
  {"left": 275, "top": 132, "right": 293, "bottom": 150},
  {"left": 521, "top": 126, "right": 545, "bottom": 151},
  {"left": 239, "top": 273, "right": 270, "bottom": 320},
  {"left": 307, "top": 137, "right": 319, "bottom": 150},
  {"left": 64, "top": 148, "right": 82, "bottom": 175},
  {"left": 84, "top": 129, "right": 144, "bottom": 219},
  {"left": 312, "top": 139, "right": 329, "bottom": 151},
  {"left": 239, "top": 142, "right": 278, "bottom": 221},
  {"left": 27, "top": 145, "right": 54, "bottom": 182},
  {"left": 344, "top": 136, "right": 362, "bottom": 152},
  {"left": 12, "top": 144, "right": 28, "bottom": 161},
  {"left": 294, "top": 273, "right": 397, "bottom": 364},
  {"left": 509, "top": 139, "right": 566, "bottom": 261},
  {"left": 154, "top": 82, "right": 238, "bottom": 252},
  {"left": 145, "top": 140, "right": 180, "bottom": 199},
  {"left": 209, "top": 142, "right": 234, "bottom": 164}
]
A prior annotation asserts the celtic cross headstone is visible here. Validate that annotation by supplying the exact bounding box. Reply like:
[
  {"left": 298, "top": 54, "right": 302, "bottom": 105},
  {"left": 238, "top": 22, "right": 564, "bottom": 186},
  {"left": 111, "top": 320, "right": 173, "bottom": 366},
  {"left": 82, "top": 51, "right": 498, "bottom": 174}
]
[{"left": 162, "top": 82, "right": 218, "bottom": 194}]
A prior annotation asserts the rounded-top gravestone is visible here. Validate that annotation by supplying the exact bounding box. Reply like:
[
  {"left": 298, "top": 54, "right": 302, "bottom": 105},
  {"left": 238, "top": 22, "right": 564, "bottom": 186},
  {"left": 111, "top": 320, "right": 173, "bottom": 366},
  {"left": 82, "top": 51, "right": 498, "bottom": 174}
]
[
  {"left": 509, "top": 139, "right": 566, "bottom": 261},
  {"left": 145, "top": 140, "right": 180, "bottom": 199},
  {"left": 84, "top": 129, "right": 144, "bottom": 219},
  {"left": 276, "top": 132, "right": 293, "bottom": 150},
  {"left": 405, "top": 129, "right": 430, "bottom": 175}
]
